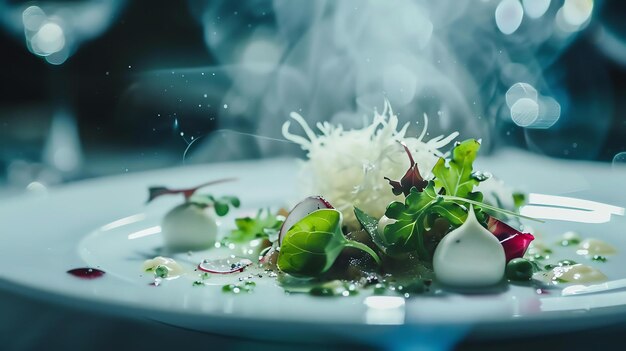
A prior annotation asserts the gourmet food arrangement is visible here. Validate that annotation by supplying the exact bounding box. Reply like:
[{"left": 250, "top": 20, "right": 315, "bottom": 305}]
[{"left": 138, "top": 103, "right": 614, "bottom": 296}]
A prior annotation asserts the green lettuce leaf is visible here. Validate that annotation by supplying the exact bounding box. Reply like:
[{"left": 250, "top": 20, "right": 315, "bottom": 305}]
[
  {"left": 227, "top": 209, "right": 283, "bottom": 243},
  {"left": 278, "top": 209, "right": 381, "bottom": 277},
  {"left": 432, "top": 139, "right": 481, "bottom": 198},
  {"left": 277, "top": 210, "right": 348, "bottom": 277}
]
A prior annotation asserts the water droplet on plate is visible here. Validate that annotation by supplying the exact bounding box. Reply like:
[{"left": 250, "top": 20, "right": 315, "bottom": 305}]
[{"left": 198, "top": 257, "right": 252, "bottom": 274}]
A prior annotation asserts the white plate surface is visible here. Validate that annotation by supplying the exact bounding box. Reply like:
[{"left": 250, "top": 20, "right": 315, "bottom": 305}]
[{"left": 1, "top": 151, "right": 626, "bottom": 345}]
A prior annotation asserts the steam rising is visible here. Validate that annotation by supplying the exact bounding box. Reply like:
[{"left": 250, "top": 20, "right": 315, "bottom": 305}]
[{"left": 164, "top": 0, "right": 613, "bottom": 160}]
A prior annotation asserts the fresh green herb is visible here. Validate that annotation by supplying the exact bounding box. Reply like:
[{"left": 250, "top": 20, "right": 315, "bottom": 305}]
[
  {"left": 277, "top": 209, "right": 381, "bottom": 277},
  {"left": 154, "top": 265, "right": 168, "bottom": 278},
  {"left": 192, "top": 280, "right": 204, "bottom": 287},
  {"left": 382, "top": 182, "right": 467, "bottom": 259},
  {"left": 432, "top": 139, "right": 484, "bottom": 199},
  {"left": 226, "top": 209, "right": 284, "bottom": 243},
  {"left": 439, "top": 195, "right": 542, "bottom": 222},
  {"left": 381, "top": 139, "right": 540, "bottom": 261},
  {"left": 189, "top": 194, "right": 240, "bottom": 216},
  {"left": 222, "top": 281, "right": 256, "bottom": 294},
  {"left": 309, "top": 286, "right": 335, "bottom": 296},
  {"left": 592, "top": 255, "right": 607, "bottom": 262}
]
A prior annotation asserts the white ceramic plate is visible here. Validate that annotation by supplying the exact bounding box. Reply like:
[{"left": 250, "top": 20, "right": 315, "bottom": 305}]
[{"left": 1, "top": 151, "right": 626, "bottom": 348}]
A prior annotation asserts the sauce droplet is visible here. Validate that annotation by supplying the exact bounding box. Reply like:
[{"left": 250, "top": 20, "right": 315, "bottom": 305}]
[
  {"left": 576, "top": 239, "right": 617, "bottom": 256},
  {"left": 67, "top": 268, "right": 106, "bottom": 279},
  {"left": 198, "top": 257, "right": 253, "bottom": 274},
  {"left": 533, "top": 264, "right": 607, "bottom": 285}
]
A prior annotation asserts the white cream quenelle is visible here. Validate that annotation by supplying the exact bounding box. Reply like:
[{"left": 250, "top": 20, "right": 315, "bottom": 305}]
[
  {"left": 161, "top": 203, "right": 218, "bottom": 251},
  {"left": 433, "top": 206, "right": 506, "bottom": 287}
]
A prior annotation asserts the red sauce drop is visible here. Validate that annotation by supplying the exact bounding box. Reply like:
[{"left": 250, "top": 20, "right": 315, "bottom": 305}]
[{"left": 67, "top": 268, "right": 106, "bottom": 279}]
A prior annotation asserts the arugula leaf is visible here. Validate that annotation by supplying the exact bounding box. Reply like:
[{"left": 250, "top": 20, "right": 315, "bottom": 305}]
[
  {"left": 432, "top": 139, "right": 481, "bottom": 198},
  {"left": 382, "top": 182, "right": 467, "bottom": 259},
  {"left": 277, "top": 209, "right": 381, "bottom": 277},
  {"left": 354, "top": 207, "right": 388, "bottom": 254},
  {"left": 227, "top": 209, "right": 283, "bottom": 243}
]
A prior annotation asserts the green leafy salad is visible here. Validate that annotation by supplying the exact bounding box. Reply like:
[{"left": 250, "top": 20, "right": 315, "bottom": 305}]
[{"left": 145, "top": 103, "right": 612, "bottom": 296}]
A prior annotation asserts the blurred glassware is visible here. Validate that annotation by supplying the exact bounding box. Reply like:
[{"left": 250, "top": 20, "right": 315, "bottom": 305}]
[
  {"left": 0, "top": 0, "right": 126, "bottom": 189},
  {"left": 1, "top": 0, "right": 125, "bottom": 65}
]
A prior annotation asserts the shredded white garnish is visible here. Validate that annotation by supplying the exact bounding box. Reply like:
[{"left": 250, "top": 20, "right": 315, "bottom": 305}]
[{"left": 282, "top": 100, "right": 459, "bottom": 229}]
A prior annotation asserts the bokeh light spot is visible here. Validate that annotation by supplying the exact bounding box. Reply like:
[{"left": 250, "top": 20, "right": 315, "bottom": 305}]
[
  {"left": 522, "top": 0, "right": 551, "bottom": 19},
  {"left": 506, "top": 82, "right": 538, "bottom": 109},
  {"left": 562, "top": 0, "right": 593, "bottom": 27},
  {"left": 495, "top": 0, "right": 524, "bottom": 35},
  {"left": 31, "top": 22, "right": 65, "bottom": 56},
  {"left": 510, "top": 97, "right": 539, "bottom": 127}
]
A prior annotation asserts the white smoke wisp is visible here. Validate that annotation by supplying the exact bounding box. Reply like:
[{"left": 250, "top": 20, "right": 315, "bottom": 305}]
[{"left": 185, "top": 0, "right": 595, "bottom": 158}]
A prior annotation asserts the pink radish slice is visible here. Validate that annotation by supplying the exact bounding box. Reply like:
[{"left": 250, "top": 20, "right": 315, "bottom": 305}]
[
  {"left": 278, "top": 196, "right": 334, "bottom": 245},
  {"left": 258, "top": 246, "right": 273, "bottom": 263},
  {"left": 197, "top": 258, "right": 253, "bottom": 274}
]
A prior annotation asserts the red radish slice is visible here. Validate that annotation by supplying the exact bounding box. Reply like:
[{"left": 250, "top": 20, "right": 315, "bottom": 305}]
[
  {"left": 487, "top": 216, "right": 535, "bottom": 262},
  {"left": 198, "top": 258, "right": 253, "bottom": 274},
  {"left": 278, "top": 196, "right": 334, "bottom": 245},
  {"left": 258, "top": 246, "right": 273, "bottom": 263}
]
